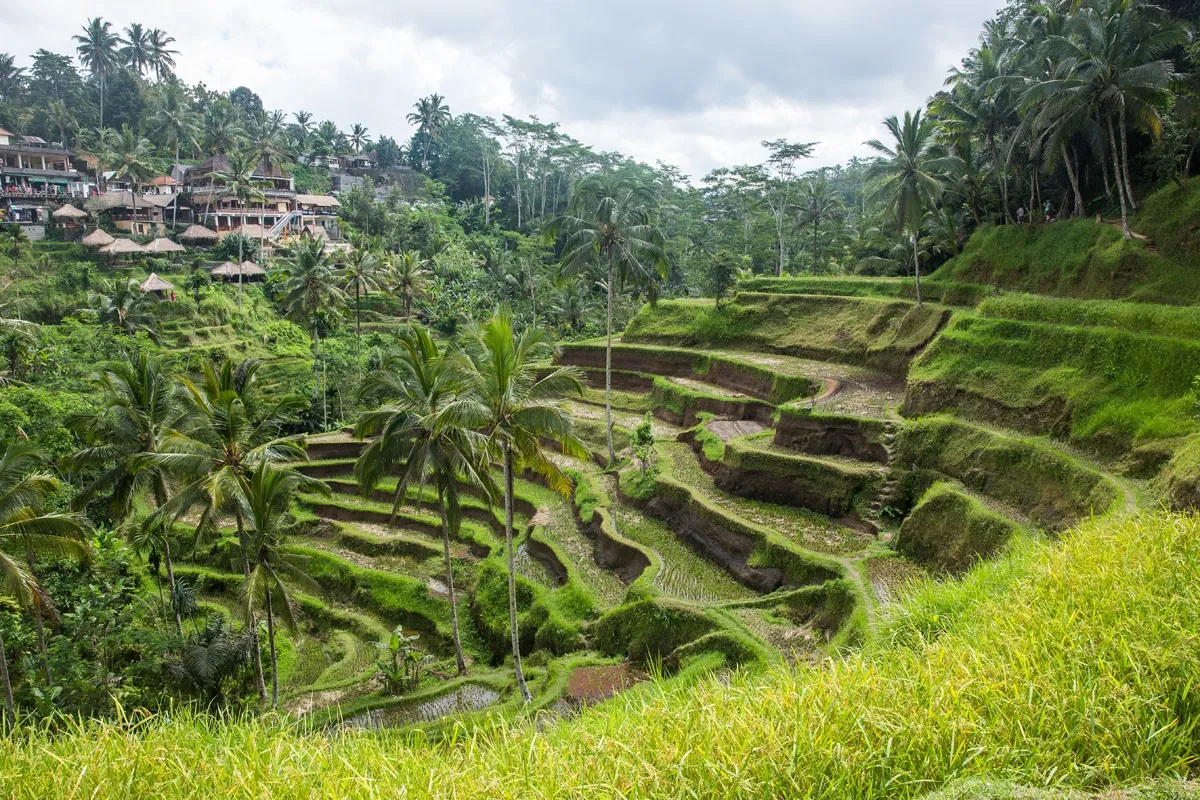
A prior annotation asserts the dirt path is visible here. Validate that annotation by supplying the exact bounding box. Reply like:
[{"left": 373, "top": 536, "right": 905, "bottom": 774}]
[{"left": 708, "top": 419, "right": 768, "bottom": 441}]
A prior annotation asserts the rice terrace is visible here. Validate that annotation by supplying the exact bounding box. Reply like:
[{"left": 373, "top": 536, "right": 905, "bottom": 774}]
[{"left": 1, "top": 1, "right": 1200, "bottom": 797}]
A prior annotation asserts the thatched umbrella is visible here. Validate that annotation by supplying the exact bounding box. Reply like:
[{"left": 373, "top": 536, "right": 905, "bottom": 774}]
[
  {"left": 52, "top": 203, "right": 88, "bottom": 221},
  {"left": 178, "top": 224, "right": 219, "bottom": 244},
  {"left": 139, "top": 272, "right": 174, "bottom": 295},
  {"left": 145, "top": 237, "right": 186, "bottom": 254},
  {"left": 98, "top": 238, "right": 147, "bottom": 256},
  {"left": 81, "top": 228, "right": 116, "bottom": 248},
  {"left": 209, "top": 261, "right": 241, "bottom": 281},
  {"left": 238, "top": 260, "right": 266, "bottom": 279}
]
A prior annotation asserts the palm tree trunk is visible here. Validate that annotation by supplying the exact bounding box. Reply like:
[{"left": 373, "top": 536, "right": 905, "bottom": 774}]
[
  {"left": 236, "top": 509, "right": 268, "bottom": 704},
  {"left": 990, "top": 135, "right": 1012, "bottom": 224},
  {"left": 163, "top": 537, "right": 182, "bottom": 636},
  {"left": 604, "top": 257, "right": 616, "bottom": 465},
  {"left": 172, "top": 142, "right": 180, "bottom": 230},
  {"left": 811, "top": 219, "right": 820, "bottom": 274},
  {"left": 23, "top": 544, "right": 51, "bottom": 686},
  {"left": 265, "top": 579, "right": 278, "bottom": 709},
  {"left": 1062, "top": 144, "right": 1085, "bottom": 219},
  {"left": 912, "top": 232, "right": 922, "bottom": 307},
  {"left": 1107, "top": 115, "right": 1131, "bottom": 238},
  {"left": 439, "top": 497, "right": 467, "bottom": 676},
  {"left": 355, "top": 285, "right": 361, "bottom": 337},
  {"left": 99, "top": 75, "right": 105, "bottom": 132},
  {"left": 0, "top": 631, "right": 14, "bottom": 724},
  {"left": 1119, "top": 106, "right": 1137, "bottom": 211},
  {"left": 238, "top": 210, "right": 245, "bottom": 308},
  {"left": 503, "top": 445, "right": 531, "bottom": 703}
]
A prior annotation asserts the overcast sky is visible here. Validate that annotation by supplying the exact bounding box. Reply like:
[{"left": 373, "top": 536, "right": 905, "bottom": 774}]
[{"left": 3, "top": 1, "right": 1001, "bottom": 178}]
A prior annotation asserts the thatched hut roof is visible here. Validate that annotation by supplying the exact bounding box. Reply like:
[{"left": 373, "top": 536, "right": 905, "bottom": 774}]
[
  {"left": 210, "top": 261, "right": 241, "bottom": 277},
  {"left": 238, "top": 260, "right": 266, "bottom": 276},
  {"left": 98, "top": 238, "right": 147, "bottom": 255},
  {"left": 145, "top": 237, "right": 186, "bottom": 254},
  {"left": 81, "top": 228, "right": 116, "bottom": 248},
  {"left": 178, "top": 224, "right": 219, "bottom": 242},
  {"left": 225, "top": 223, "right": 269, "bottom": 241},
  {"left": 52, "top": 203, "right": 88, "bottom": 220},
  {"left": 139, "top": 272, "right": 174, "bottom": 293}
]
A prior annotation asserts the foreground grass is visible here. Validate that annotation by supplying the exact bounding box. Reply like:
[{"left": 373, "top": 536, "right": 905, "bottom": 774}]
[{"left": 3, "top": 512, "right": 1199, "bottom": 799}]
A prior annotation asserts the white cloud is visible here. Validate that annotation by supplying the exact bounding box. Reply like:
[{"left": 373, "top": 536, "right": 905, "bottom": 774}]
[{"left": 1, "top": 1, "right": 1000, "bottom": 176}]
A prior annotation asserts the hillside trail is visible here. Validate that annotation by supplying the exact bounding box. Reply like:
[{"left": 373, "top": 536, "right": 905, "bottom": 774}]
[{"left": 1102, "top": 219, "right": 1158, "bottom": 253}]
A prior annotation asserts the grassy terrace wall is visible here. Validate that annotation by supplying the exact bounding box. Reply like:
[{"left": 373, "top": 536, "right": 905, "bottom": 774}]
[
  {"left": 930, "top": 219, "right": 1200, "bottom": 304},
  {"left": 896, "top": 482, "right": 1024, "bottom": 574},
  {"left": 716, "top": 435, "right": 883, "bottom": 517},
  {"left": 737, "top": 276, "right": 990, "bottom": 307},
  {"left": 774, "top": 409, "right": 892, "bottom": 464},
  {"left": 906, "top": 312, "right": 1200, "bottom": 450},
  {"left": 556, "top": 342, "right": 819, "bottom": 404},
  {"left": 622, "top": 294, "right": 949, "bottom": 374},
  {"left": 894, "top": 417, "right": 1123, "bottom": 530}
]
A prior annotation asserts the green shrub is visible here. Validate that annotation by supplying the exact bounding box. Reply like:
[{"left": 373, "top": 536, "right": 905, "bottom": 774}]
[{"left": 592, "top": 599, "right": 715, "bottom": 664}]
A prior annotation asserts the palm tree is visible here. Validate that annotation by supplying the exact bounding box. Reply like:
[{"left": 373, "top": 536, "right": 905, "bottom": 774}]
[
  {"left": 349, "top": 123, "right": 372, "bottom": 154},
  {"left": 341, "top": 244, "right": 381, "bottom": 339},
  {"left": 89, "top": 279, "right": 159, "bottom": 339},
  {"left": 0, "top": 54, "right": 25, "bottom": 104},
  {"left": 1038, "top": 0, "right": 1188, "bottom": 236},
  {"left": 249, "top": 114, "right": 291, "bottom": 262},
  {"left": 147, "top": 359, "right": 309, "bottom": 704},
  {"left": 46, "top": 99, "right": 77, "bottom": 146},
  {"left": 552, "top": 173, "right": 667, "bottom": 463},
  {"left": 213, "top": 150, "right": 266, "bottom": 306},
  {"left": 202, "top": 101, "right": 244, "bottom": 156},
  {"left": 354, "top": 326, "right": 494, "bottom": 676},
  {"left": 460, "top": 309, "right": 585, "bottom": 702},
  {"left": 148, "top": 83, "right": 197, "bottom": 228},
  {"left": 796, "top": 178, "right": 846, "bottom": 272},
  {"left": 866, "top": 109, "right": 947, "bottom": 306},
  {"left": 387, "top": 250, "right": 429, "bottom": 326},
  {"left": 406, "top": 94, "right": 451, "bottom": 171},
  {"left": 148, "top": 29, "right": 178, "bottom": 81},
  {"left": 67, "top": 352, "right": 186, "bottom": 633},
  {"left": 120, "top": 23, "right": 153, "bottom": 77},
  {"left": 109, "top": 125, "right": 157, "bottom": 236},
  {"left": 291, "top": 111, "right": 314, "bottom": 153},
  {"left": 0, "top": 444, "right": 91, "bottom": 716},
  {"left": 281, "top": 236, "right": 346, "bottom": 414},
  {"left": 184, "top": 267, "right": 210, "bottom": 312},
  {"left": 240, "top": 463, "right": 325, "bottom": 709},
  {"left": 73, "top": 17, "right": 122, "bottom": 130},
  {"left": 549, "top": 278, "right": 593, "bottom": 335}
]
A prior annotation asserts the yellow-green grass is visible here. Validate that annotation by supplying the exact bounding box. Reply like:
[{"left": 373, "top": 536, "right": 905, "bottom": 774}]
[
  {"left": 622, "top": 293, "right": 948, "bottom": 374},
  {"left": 978, "top": 293, "right": 1200, "bottom": 339},
  {"left": 4, "top": 512, "right": 1199, "bottom": 798},
  {"left": 906, "top": 312, "right": 1200, "bottom": 449},
  {"left": 737, "top": 275, "right": 989, "bottom": 307},
  {"left": 895, "top": 482, "right": 1027, "bottom": 574},
  {"left": 931, "top": 219, "right": 1200, "bottom": 304}
]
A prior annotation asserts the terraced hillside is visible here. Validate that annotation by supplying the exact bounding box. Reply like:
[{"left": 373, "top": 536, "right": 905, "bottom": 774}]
[{"left": 160, "top": 229, "right": 1184, "bottom": 731}]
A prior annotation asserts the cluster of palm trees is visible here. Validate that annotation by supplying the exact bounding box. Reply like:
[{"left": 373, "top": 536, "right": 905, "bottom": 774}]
[
  {"left": 73, "top": 18, "right": 177, "bottom": 129},
  {"left": 355, "top": 309, "right": 584, "bottom": 701}
]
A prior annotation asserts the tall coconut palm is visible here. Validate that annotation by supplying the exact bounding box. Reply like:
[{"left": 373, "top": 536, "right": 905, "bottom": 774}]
[
  {"left": 281, "top": 236, "right": 346, "bottom": 415},
  {"left": 387, "top": 250, "right": 430, "bottom": 327},
  {"left": 146, "top": 359, "right": 309, "bottom": 704},
  {"left": 213, "top": 150, "right": 266, "bottom": 306},
  {"left": 46, "top": 99, "right": 77, "bottom": 147},
  {"left": 109, "top": 125, "right": 157, "bottom": 236},
  {"left": 552, "top": 173, "right": 667, "bottom": 463},
  {"left": 354, "top": 326, "right": 494, "bottom": 676},
  {"left": 291, "top": 111, "right": 314, "bottom": 153},
  {"left": 460, "top": 309, "right": 585, "bottom": 702},
  {"left": 1037, "top": 0, "right": 1188, "bottom": 236},
  {"left": 866, "top": 109, "right": 947, "bottom": 306},
  {"left": 0, "top": 444, "right": 91, "bottom": 716},
  {"left": 0, "top": 54, "right": 25, "bottom": 104},
  {"left": 341, "top": 244, "right": 381, "bottom": 338},
  {"left": 202, "top": 101, "right": 244, "bottom": 157},
  {"left": 73, "top": 17, "right": 121, "bottom": 130},
  {"left": 67, "top": 352, "right": 186, "bottom": 633},
  {"left": 148, "top": 83, "right": 197, "bottom": 228},
  {"left": 120, "top": 23, "right": 153, "bottom": 77},
  {"left": 406, "top": 94, "right": 451, "bottom": 171},
  {"left": 796, "top": 178, "right": 846, "bottom": 272},
  {"left": 349, "top": 123, "right": 372, "bottom": 154},
  {"left": 240, "top": 463, "right": 326, "bottom": 709},
  {"left": 148, "top": 29, "right": 178, "bottom": 81},
  {"left": 249, "top": 113, "right": 290, "bottom": 262}
]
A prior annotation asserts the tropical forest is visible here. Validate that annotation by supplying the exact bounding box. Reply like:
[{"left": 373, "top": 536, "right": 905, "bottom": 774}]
[{"left": 2, "top": 1, "right": 1200, "bottom": 797}]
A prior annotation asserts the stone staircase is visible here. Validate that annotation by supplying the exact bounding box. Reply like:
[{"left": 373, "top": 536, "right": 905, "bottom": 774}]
[{"left": 866, "top": 423, "right": 902, "bottom": 532}]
